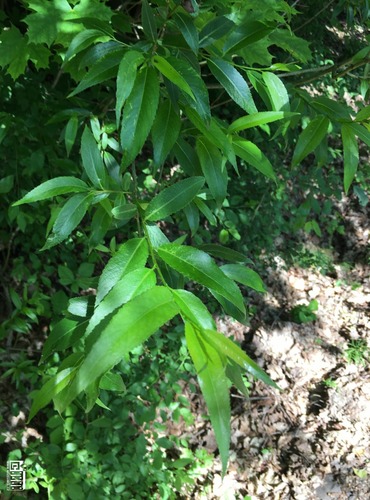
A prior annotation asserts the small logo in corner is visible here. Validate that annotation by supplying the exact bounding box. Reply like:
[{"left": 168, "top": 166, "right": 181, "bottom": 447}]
[{"left": 7, "top": 460, "right": 26, "bottom": 491}]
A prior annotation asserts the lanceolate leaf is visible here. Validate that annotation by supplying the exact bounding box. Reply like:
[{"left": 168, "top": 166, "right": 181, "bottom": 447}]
[
  {"left": 199, "top": 16, "right": 234, "bottom": 48},
  {"left": 141, "top": 0, "right": 157, "bottom": 41},
  {"left": 223, "top": 21, "right": 273, "bottom": 54},
  {"left": 153, "top": 55, "right": 195, "bottom": 100},
  {"left": 111, "top": 203, "right": 137, "bottom": 223},
  {"left": 96, "top": 238, "right": 148, "bottom": 304},
  {"left": 202, "top": 329, "right": 279, "bottom": 389},
  {"left": 145, "top": 177, "right": 205, "bottom": 221},
  {"left": 64, "top": 29, "right": 105, "bottom": 63},
  {"left": 233, "top": 138, "right": 276, "bottom": 181},
  {"left": 196, "top": 137, "right": 228, "bottom": 207},
  {"left": 208, "top": 59, "right": 257, "bottom": 114},
  {"left": 29, "top": 366, "right": 79, "bottom": 421},
  {"left": 350, "top": 122, "right": 370, "bottom": 147},
  {"left": 292, "top": 116, "right": 330, "bottom": 167},
  {"left": 120, "top": 66, "right": 159, "bottom": 168},
  {"left": 186, "top": 108, "right": 236, "bottom": 168},
  {"left": 86, "top": 268, "right": 156, "bottom": 336},
  {"left": 173, "top": 12, "right": 199, "bottom": 54},
  {"left": 13, "top": 177, "right": 90, "bottom": 206},
  {"left": 116, "top": 50, "right": 145, "bottom": 128},
  {"left": 166, "top": 58, "right": 210, "bottom": 122},
  {"left": 42, "top": 193, "right": 93, "bottom": 250},
  {"left": 262, "top": 72, "right": 289, "bottom": 111},
  {"left": 185, "top": 323, "right": 230, "bottom": 475},
  {"left": 172, "top": 289, "right": 216, "bottom": 330},
  {"left": 198, "top": 244, "right": 252, "bottom": 264},
  {"left": 81, "top": 126, "right": 106, "bottom": 188},
  {"left": 151, "top": 100, "right": 182, "bottom": 166},
  {"left": 56, "top": 287, "right": 179, "bottom": 412},
  {"left": 228, "top": 111, "right": 299, "bottom": 133},
  {"left": 341, "top": 124, "right": 359, "bottom": 194},
  {"left": 221, "top": 264, "right": 266, "bottom": 292},
  {"left": 65, "top": 116, "right": 78, "bottom": 157},
  {"left": 157, "top": 244, "right": 245, "bottom": 313},
  {"left": 42, "top": 318, "right": 83, "bottom": 361},
  {"left": 69, "top": 47, "right": 125, "bottom": 97}
]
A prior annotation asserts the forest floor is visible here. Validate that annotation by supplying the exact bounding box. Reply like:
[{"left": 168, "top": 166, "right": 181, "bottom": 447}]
[{"left": 180, "top": 197, "right": 370, "bottom": 499}]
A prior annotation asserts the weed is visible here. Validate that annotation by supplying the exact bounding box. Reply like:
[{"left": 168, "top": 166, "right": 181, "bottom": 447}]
[{"left": 344, "top": 340, "right": 369, "bottom": 366}]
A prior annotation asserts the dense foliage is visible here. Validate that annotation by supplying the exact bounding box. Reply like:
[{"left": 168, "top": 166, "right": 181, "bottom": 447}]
[{"left": 1, "top": 0, "right": 369, "bottom": 496}]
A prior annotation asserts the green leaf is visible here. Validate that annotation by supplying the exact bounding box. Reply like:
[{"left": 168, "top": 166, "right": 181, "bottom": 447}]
[
  {"left": 210, "top": 291, "right": 246, "bottom": 323},
  {"left": 141, "top": 0, "right": 157, "bottom": 41},
  {"left": 56, "top": 287, "right": 179, "bottom": 412},
  {"left": 228, "top": 111, "right": 299, "bottom": 133},
  {"left": 221, "top": 264, "right": 266, "bottom": 292},
  {"left": 42, "top": 193, "right": 93, "bottom": 250},
  {"left": 166, "top": 58, "right": 210, "bottom": 123},
  {"left": 81, "top": 126, "right": 106, "bottom": 188},
  {"left": 145, "top": 177, "right": 204, "bottom": 221},
  {"left": 151, "top": 100, "right": 182, "bottom": 166},
  {"left": 193, "top": 198, "right": 217, "bottom": 226},
  {"left": 196, "top": 137, "right": 228, "bottom": 207},
  {"left": 173, "top": 13, "right": 198, "bottom": 54},
  {"left": 208, "top": 59, "right": 257, "bottom": 114},
  {"left": 292, "top": 116, "right": 330, "bottom": 167},
  {"left": 186, "top": 108, "right": 236, "bottom": 168},
  {"left": 86, "top": 268, "right": 156, "bottom": 336},
  {"left": 0, "top": 26, "right": 30, "bottom": 79},
  {"left": 355, "top": 105, "right": 370, "bottom": 122},
  {"left": 0, "top": 175, "right": 14, "bottom": 194},
  {"left": 233, "top": 138, "right": 276, "bottom": 181},
  {"left": 173, "top": 138, "right": 201, "bottom": 176},
  {"left": 157, "top": 244, "right": 245, "bottom": 314},
  {"left": 64, "top": 29, "right": 105, "bottom": 63},
  {"left": 198, "top": 244, "right": 251, "bottom": 263},
  {"left": 269, "top": 29, "right": 312, "bottom": 63},
  {"left": 13, "top": 177, "right": 90, "bottom": 206},
  {"left": 262, "top": 72, "right": 290, "bottom": 111},
  {"left": 341, "top": 124, "right": 359, "bottom": 194},
  {"left": 99, "top": 372, "right": 126, "bottom": 392},
  {"left": 202, "top": 329, "right": 279, "bottom": 389},
  {"left": 153, "top": 55, "right": 195, "bottom": 100},
  {"left": 145, "top": 224, "right": 170, "bottom": 249},
  {"left": 96, "top": 238, "right": 148, "bottom": 304},
  {"left": 223, "top": 21, "right": 273, "bottom": 54},
  {"left": 111, "top": 204, "right": 137, "bottom": 223},
  {"left": 120, "top": 66, "right": 159, "bottom": 168},
  {"left": 349, "top": 122, "right": 370, "bottom": 147},
  {"left": 29, "top": 366, "right": 79, "bottom": 421},
  {"left": 199, "top": 16, "right": 234, "bottom": 48},
  {"left": 65, "top": 116, "right": 78, "bottom": 157},
  {"left": 311, "top": 97, "right": 352, "bottom": 122},
  {"left": 185, "top": 323, "right": 230, "bottom": 475},
  {"left": 69, "top": 46, "right": 124, "bottom": 97},
  {"left": 116, "top": 51, "right": 145, "bottom": 128},
  {"left": 225, "top": 361, "right": 249, "bottom": 397},
  {"left": 172, "top": 289, "right": 216, "bottom": 330},
  {"left": 41, "top": 318, "right": 83, "bottom": 361},
  {"left": 184, "top": 202, "right": 199, "bottom": 235}
]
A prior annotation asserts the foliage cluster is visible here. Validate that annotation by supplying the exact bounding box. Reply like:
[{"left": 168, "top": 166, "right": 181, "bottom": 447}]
[{"left": 0, "top": 0, "right": 369, "bottom": 496}]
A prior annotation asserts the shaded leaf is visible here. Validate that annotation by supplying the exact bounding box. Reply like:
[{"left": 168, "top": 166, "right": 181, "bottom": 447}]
[
  {"left": 42, "top": 193, "right": 93, "bottom": 250},
  {"left": 141, "top": 0, "right": 157, "bottom": 41},
  {"left": 196, "top": 137, "right": 228, "bottom": 207},
  {"left": 292, "top": 116, "right": 330, "bottom": 167},
  {"left": 223, "top": 21, "right": 273, "bottom": 54},
  {"left": 152, "top": 100, "right": 182, "bottom": 166},
  {"left": 199, "top": 16, "right": 234, "bottom": 48},
  {"left": 341, "top": 124, "right": 359, "bottom": 194},
  {"left": 153, "top": 55, "right": 195, "bottom": 99},
  {"left": 81, "top": 126, "right": 106, "bottom": 188},
  {"left": 116, "top": 50, "right": 145, "bottom": 128},
  {"left": 173, "top": 12, "right": 198, "bottom": 53},
  {"left": 120, "top": 66, "right": 159, "bottom": 168},
  {"left": 145, "top": 177, "right": 204, "bottom": 221},
  {"left": 208, "top": 59, "right": 257, "bottom": 114}
]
